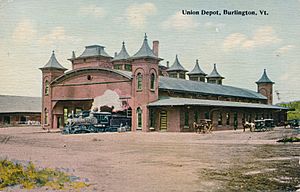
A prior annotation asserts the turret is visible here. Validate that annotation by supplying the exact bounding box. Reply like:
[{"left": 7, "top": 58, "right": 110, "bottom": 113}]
[
  {"left": 187, "top": 59, "right": 207, "bottom": 82},
  {"left": 256, "top": 69, "right": 274, "bottom": 105},
  {"left": 130, "top": 33, "right": 162, "bottom": 131},
  {"left": 206, "top": 64, "right": 224, "bottom": 85},
  {"left": 69, "top": 45, "right": 113, "bottom": 70},
  {"left": 166, "top": 55, "right": 188, "bottom": 79},
  {"left": 39, "top": 51, "right": 67, "bottom": 129},
  {"left": 111, "top": 41, "right": 131, "bottom": 71}
]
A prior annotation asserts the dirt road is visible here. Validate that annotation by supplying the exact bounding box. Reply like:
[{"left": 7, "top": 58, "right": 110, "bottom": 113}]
[{"left": 0, "top": 127, "right": 299, "bottom": 191}]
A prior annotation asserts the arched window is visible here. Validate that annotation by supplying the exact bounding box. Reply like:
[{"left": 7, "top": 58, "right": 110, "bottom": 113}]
[
  {"left": 150, "top": 73, "right": 155, "bottom": 90},
  {"left": 137, "top": 73, "right": 142, "bottom": 91},
  {"left": 44, "top": 108, "right": 48, "bottom": 125},
  {"left": 137, "top": 107, "right": 142, "bottom": 129},
  {"left": 45, "top": 80, "right": 49, "bottom": 95}
]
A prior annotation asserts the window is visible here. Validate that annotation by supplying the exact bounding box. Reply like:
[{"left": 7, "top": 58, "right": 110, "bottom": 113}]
[
  {"left": 125, "top": 64, "right": 132, "bottom": 71},
  {"left": 87, "top": 75, "right": 92, "bottom": 80},
  {"left": 184, "top": 111, "right": 189, "bottom": 127},
  {"left": 137, "top": 73, "right": 142, "bottom": 91},
  {"left": 226, "top": 113, "right": 230, "bottom": 125},
  {"left": 114, "top": 64, "right": 122, "bottom": 70},
  {"left": 45, "top": 80, "right": 49, "bottom": 95},
  {"left": 44, "top": 108, "right": 48, "bottom": 125},
  {"left": 150, "top": 73, "right": 155, "bottom": 90},
  {"left": 218, "top": 113, "right": 222, "bottom": 125},
  {"left": 169, "top": 73, "right": 177, "bottom": 78},
  {"left": 137, "top": 107, "right": 142, "bottom": 129},
  {"left": 179, "top": 73, "right": 185, "bottom": 79}
]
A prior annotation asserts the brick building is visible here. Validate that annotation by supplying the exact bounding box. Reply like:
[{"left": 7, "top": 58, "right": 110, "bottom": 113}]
[
  {"left": 40, "top": 34, "right": 287, "bottom": 131},
  {"left": 0, "top": 95, "right": 41, "bottom": 126}
]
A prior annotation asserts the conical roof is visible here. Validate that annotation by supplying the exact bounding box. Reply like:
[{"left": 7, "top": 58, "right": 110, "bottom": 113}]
[
  {"left": 166, "top": 55, "right": 188, "bottom": 72},
  {"left": 40, "top": 51, "right": 67, "bottom": 71},
  {"left": 207, "top": 64, "right": 224, "bottom": 78},
  {"left": 131, "top": 34, "right": 161, "bottom": 60},
  {"left": 256, "top": 69, "right": 274, "bottom": 84},
  {"left": 188, "top": 60, "right": 207, "bottom": 75},
  {"left": 112, "top": 42, "right": 130, "bottom": 61}
]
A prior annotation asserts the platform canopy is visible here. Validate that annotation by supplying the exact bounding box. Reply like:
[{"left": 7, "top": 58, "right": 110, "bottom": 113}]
[{"left": 148, "top": 97, "right": 287, "bottom": 110}]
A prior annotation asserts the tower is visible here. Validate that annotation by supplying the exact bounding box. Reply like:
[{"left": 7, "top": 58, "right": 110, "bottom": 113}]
[
  {"left": 39, "top": 51, "right": 67, "bottom": 129},
  {"left": 256, "top": 69, "right": 274, "bottom": 105},
  {"left": 130, "top": 34, "right": 162, "bottom": 131},
  {"left": 69, "top": 45, "right": 112, "bottom": 70},
  {"left": 187, "top": 59, "right": 207, "bottom": 82},
  {"left": 206, "top": 64, "right": 224, "bottom": 85},
  {"left": 166, "top": 55, "right": 188, "bottom": 79},
  {"left": 111, "top": 41, "right": 131, "bottom": 71}
]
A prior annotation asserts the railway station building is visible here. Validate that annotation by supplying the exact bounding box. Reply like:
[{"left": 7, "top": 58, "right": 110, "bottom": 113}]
[{"left": 40, "top": 34, "right": 287, "bottom": 131}]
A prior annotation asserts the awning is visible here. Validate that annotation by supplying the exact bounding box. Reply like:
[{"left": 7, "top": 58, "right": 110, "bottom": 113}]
[{"left": 148, "top": 97, "right": 287, "bottom": 110}]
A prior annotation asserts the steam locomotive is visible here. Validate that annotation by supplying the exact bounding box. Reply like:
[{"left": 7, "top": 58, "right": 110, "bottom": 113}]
[{"left": 62, "top": 110, "right": 131, "bottom": 134}]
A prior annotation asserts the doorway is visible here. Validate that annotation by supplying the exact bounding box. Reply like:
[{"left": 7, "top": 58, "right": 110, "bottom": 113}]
[{"left": 159, "top": 110, "right": 167, "bottom": 131}]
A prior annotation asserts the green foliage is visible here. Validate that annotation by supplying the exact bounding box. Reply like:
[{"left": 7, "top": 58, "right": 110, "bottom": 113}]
[
  {"left": 278, "top": 101, "right": 300, "bottom": 120},
  {"left": 0, "top": 159, "right": 88, "bottom": 190},
  {"left": 277, "top": 137, "right": 300, "bottom": 143}
]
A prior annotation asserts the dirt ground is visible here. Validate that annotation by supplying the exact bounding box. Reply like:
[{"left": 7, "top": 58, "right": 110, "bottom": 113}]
[{"left": 0, "top": 127, "right": 299, "bottom": 192}]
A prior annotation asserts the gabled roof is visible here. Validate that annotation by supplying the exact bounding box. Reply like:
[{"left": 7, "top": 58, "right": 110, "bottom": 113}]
[
  {"left": 148, "top": 97, "right": 286, "bottom": 110},
  {"left": 40, "top": 51, "right": 67, "bottom": 71},
  {"left": 159, "top": 76, "right": 266, "bottom": 100},
  {"left": 77, "top": 45, "right": 112, "bottom": 59},
  {"left": 112, "top": 42, "right": 130, "bottom": 61},
  {"left": 256, "top": 69, "right": 274, "bottom": 84},
  {"left": 187, "top": 59, "right": 207, "bottom": 76},
  {"left": 207, "top": 63, "right": 224, "bottom": 78},
  {"left": 166, "top": 55, "right": 188, "bottom": 72},
  {"left": 131, "top": 34, "right": 161, "bottom": 60},
  {"left": 0, "top": 95, "right": 41, "bottom": 113}
]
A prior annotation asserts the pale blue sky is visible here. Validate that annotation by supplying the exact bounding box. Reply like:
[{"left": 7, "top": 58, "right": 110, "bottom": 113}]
[{"left": 0, "top": 0, "right": 299, "bottom": 103}]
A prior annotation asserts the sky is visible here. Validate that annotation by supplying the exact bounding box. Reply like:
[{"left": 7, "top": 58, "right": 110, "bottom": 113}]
[{"left": 0, "top": 0, "right": 299, "bottom": 104}]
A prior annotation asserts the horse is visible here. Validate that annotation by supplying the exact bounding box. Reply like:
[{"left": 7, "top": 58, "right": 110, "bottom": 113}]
[{"left": 243, "top": 121, "right": 255, "bottom": 132}]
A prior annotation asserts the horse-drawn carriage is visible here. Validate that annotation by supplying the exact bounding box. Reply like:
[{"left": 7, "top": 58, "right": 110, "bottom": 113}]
[
  {"left": 253, "top": 119, "right": 275, "bottom": 132},
  {"left": 193, "top": 119, "right": 213, "bottom": 134}
]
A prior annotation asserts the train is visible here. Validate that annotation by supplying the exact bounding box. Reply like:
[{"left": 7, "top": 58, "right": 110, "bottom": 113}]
[{"left": 62, "top": 110, "right": 131, "bottom": 134}]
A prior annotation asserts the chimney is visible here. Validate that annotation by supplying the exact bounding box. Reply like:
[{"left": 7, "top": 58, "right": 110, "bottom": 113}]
[
  {"left": 152, "top": 40, "right": 159, "bottom": 56},
  {"left": 114, "top": 52, "right": 117, "bottom": 57},
  {"left": 166, "top": 61, "right": 169, "bottom": 68}
]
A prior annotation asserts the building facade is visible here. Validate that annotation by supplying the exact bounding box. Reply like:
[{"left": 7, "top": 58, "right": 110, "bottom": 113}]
[
  {"left": 0, "top": 95, "right": 41, "bottom": 127},
  {"left": 40, "top": 34, "right": 287, "bottom": 131}
]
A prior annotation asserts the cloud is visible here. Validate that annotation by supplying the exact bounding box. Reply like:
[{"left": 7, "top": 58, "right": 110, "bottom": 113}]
[
  {"left": 126, "top": 3, "right": 156, "bottom": 29},
  {"left": 12, "top": 19, "right": 37, "bottom": 43},
  {"left": 79, "top": 5, "right": 106, "bottom": 18},
  {"left": 162, "top": 11, "right": 199, "bottom": 30},
  {"left": 204, "top": 22, "right": 225, "bottom": 32},
  {"left": 223, "top": 26, "right": 281, "bottom": 51},
  {"left": 38, "top": 27, "right": 76, "bottom": 46},
  {"left": 275, "top": 45, "right": 295, "bottom": 55}
]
